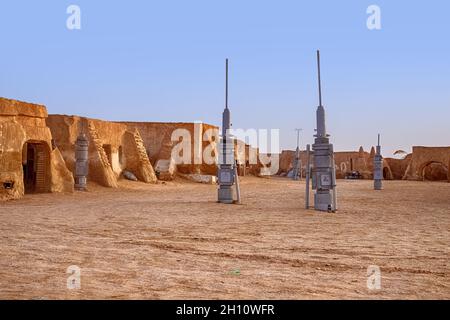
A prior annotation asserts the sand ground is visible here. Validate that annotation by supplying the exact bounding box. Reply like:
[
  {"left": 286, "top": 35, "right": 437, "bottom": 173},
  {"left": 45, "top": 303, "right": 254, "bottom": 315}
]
[{"left": 0, "top": 177, "right": 449, "bottom": 299}]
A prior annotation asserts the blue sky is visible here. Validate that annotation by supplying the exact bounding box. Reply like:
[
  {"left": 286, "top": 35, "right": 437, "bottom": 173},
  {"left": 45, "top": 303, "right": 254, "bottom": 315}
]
[{"left": 1, "top": 0, "right": 449, "bottom": 156}]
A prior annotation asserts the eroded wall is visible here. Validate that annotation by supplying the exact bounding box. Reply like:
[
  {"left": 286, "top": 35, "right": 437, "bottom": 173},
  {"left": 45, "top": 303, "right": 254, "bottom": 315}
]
[
  {"left": 120, "top": 122, "right": 220, "bottom": 178},
  {"left": 0, "top": 98, "right": 74, "bottom": 201},
  {"left": 403, "top": 146, "right": 450, "bottom": 182},
  {"left": 47, "top": 115, "right": 157, "bottom": 187}
]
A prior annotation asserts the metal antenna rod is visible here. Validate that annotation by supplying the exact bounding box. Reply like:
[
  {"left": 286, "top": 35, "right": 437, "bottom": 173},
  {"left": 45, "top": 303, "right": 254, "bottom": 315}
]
[
  {"left": 378, "top": 133, "right": 380, "bottom": 147},
  {"left": 295, "top": 128, "right": 302, "bottom": 149},
  {"left": 225, "top": 58, "right": 229, "bottom": 109},
  {"left": 317, "top": 50, "right": 322, "bottom": 106}
]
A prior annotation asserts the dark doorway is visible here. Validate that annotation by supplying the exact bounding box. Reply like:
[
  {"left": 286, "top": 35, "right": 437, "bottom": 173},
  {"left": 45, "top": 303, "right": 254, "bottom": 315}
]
[
  {"left": 118, "top": 146, "right": 124, "bottom": 166},
  {"left": 422, "top": 162, "right": 448, "bottom": 181},
  {"left": 22, "top": 142, "right": 49, "bottom": 194},
  {"left": 103, "top": 144, "right": 113, "bottom": 167}
]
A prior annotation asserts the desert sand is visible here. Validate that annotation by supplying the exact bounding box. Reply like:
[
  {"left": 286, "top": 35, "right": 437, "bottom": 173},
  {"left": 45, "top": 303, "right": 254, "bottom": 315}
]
[{"left": 0, "top": 177, "right": 449, "bottom": 299}]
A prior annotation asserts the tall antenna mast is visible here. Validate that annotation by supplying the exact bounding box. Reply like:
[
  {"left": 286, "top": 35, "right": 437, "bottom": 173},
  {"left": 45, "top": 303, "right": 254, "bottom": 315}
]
[
  {"left": 317, "top": 50, "right": 322, "bottom": 106},
  {"left": 218, "top": 58, "right": 238, "bottom": 204},
  {"left": 293, "top": 128, "right": 303, "bottom": 181},
  {"left": 225, "top": 58, "right": 229, "bottom": 109},
  {"left": 374, "top": 133, "right": 383, "bottom": 190},
  {"left": 310, "top": 49, "right": 337, "bottom": 212}
]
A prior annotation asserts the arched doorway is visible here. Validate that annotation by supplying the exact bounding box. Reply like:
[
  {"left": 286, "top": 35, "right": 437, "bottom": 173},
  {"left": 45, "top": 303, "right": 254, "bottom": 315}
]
[
  {"left": 383, "top": 167, "right": 393, "bottom": 180},
  {"left": 22, "top": 141, "right": 51, "bottom": 194},
  {"left": 421, "top": 161, "right": 448, "bottom": 181}
]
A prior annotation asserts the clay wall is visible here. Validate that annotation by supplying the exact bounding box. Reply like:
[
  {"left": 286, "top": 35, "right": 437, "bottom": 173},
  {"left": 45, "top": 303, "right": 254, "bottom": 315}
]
[
  {"left": 0, "top": 98, "right": 73, "bottom": 200},
  {"left": 48, "top": 115, "right": 156, "bottom": 187}
]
